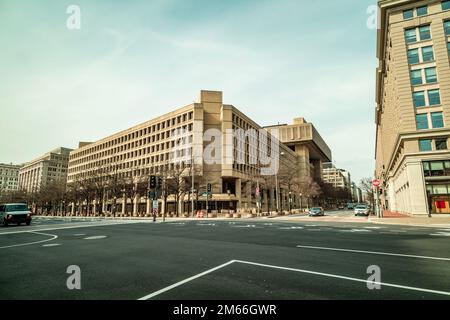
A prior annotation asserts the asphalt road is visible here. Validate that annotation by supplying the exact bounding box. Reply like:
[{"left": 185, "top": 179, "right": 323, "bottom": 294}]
[{"left": 1, "top": 216, "right": 449, "bottom": 300}]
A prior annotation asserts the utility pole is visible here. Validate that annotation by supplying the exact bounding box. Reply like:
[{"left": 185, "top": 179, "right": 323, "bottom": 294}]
[{"left": 191, "top": 152, "right": 195, "bottom": 218}]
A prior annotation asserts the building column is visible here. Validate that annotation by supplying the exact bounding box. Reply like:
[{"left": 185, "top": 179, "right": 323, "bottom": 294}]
[
  {"left": 102, "top": 192, "right": 107, "bottom": 213},
  {"left": 235, "top": 179, "right": 242, "bottom": 210},
  {"left": 71, "top": 202, "right": 75, "bottom": 216},
  {"left": 93, "top": 200, "right": 97, "bottom": 215},
  {"left": 263, "top": 188, "right": 268, "bottom": 214},
  {"left": 133, "top": 194, "right": 139, "bottom": 216},
  {"left": 405, "top": 161, "right": 428, "bottom": 216},
  {"left": 146, "top": 198, "right": 151, "bottom": 215},
  {"left": 122, "top": 193, "right": 126, "bottom": 215},
  {"left": 269, "top": 188, "right": 275, "bottom": 211}
]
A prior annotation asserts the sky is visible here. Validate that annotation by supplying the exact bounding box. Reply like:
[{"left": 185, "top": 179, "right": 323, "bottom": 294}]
[{"left": 0, "top": 0, "right": 378, "bottom": 183}]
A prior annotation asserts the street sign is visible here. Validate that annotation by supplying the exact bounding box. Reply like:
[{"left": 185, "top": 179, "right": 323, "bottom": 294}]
[
  {"left": 152, "top": 200, "right": 159, "bottom": 209},
  {"left": 372, "top": 179, "right": 381, "bottom": 187}
]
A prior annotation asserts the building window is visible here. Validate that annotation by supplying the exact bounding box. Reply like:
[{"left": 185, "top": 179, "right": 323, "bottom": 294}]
[
  {"left": 448, "top": 42, "right": 450, "bottom": 56},
  {"left": 417, "top": 6, "right": 428, "bottom": 16},
  {"left": 405, "top": 28, "right": 417, "bottom": 43},
  {"left": 422, "top": 46, "right": 434, "bottom": 62},
  {"left": 423, "top": 161, "right": 450, "bottom": 177},
  {"left": 436, "top": 138, "right": 448, "bottom": 150},
  {"left": 431, "top": 112, "right": 444, "bottom": 128},
  {"left": 428, "top": 89, "right": 441, "bottom": 106},
  {"left": 416, "top": 113, "right": 429, "bottom": 130},
  {"left": 408, "top": 48, "right": 420, "bottom": 64},
  {"left": 443, "top": 1, "right": 450, "bottom": 11},
  {"left": 419, "top": 25, "right": 431, "bottom": 41},
  {"left": 425, "top": 67, "right": 437, "bottom": 83},
  {"left": 445, "top": 21, "right": 450, "bottom": 36},
  {"left": 403, "top": 9, "right": 414, "bottom": 20},
  {"left": 419, "top": 139, "right": 433, "bottom": 151},
  {"left": 413, "top": 91, "right": 426, "bottom": 107},
  {"left": 411, "top": 70, "right": 423, "bottom": 85}
]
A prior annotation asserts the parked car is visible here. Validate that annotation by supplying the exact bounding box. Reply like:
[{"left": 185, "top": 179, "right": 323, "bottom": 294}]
[
  {"left": 337, "top": 204, "right": 345, "bottom": 210},
  {"left": 309, "top": 207, "right": 325, "bottom": 217},
  {"left": 354, "top": 205, "right": 371, "bottom": 217},
  {"left": 0, "top": 203, "right": 32, "bottom": 226}
]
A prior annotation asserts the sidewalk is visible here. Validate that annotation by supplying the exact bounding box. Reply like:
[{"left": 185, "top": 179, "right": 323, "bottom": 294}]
[{"left": 369, "top": 216, "right": 450, "bottom": 228}]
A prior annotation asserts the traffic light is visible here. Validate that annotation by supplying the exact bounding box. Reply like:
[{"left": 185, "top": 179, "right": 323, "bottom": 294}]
[
  {"left": 149, "top": 175, "right": 156, "bottom": 189},
  {"left": 156, "top": 177, "right": 162, "bottom": 189},
  {"left": 207, "top": 183, "right": 212, "bottom": 194}
]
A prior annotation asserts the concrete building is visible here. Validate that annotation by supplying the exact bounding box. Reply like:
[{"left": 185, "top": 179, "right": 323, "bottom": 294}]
[
  {"left": 67, "top": 90, "right": 331, "bottom": 216},
  {"left": 19, "top": 147, "right": 72, "bottom": 193},
  {"left": 351, "top": 182, "right": 363, "bottom": 203},
  {"left": 322, "top": 163, "right": 351, "bottom": 191},
  {"left": 375, "top": 0, "right": 450, "bottom": 215},
  {"left": 0, "top": 163, "right": 21, "bottom": 192}
]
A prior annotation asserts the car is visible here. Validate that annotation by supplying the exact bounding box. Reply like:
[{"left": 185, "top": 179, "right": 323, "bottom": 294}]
[
  {"left": 354, "top": 205, "right": 371, "bottom": 216},
  {"left": 0, "top": 203, "right": 32, "bottom": 226},
  {"left": 309, "top": 207, "right": 325, "bottom": 217},
  {"left": 337, "top": 204, "right": 345, "bottom": 210}
]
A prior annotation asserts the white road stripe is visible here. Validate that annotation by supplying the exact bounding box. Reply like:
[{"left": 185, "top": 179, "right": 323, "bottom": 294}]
[
  {"left": 138, "top": 259, "right": 450, "bottom": 300},
  {"left": 296, "top": 244, "right": 450, "bottom": 261},
  {"left": 138, "top": 260, "right": 236, "bottom": 300},
  {"left": 0, "top": 231, "right": 58, "bottom": 249},
  {"left": 0, "top": 221, "right": 142, "bottom": 235},
  {"left": 235, "top": 260, "right": 450, "bottom": 296}
]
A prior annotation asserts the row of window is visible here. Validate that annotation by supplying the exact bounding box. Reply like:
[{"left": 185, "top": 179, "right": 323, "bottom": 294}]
[
  {"left": 69, "top": 139, "right": 193, "bottom": 173},
  {"left": 71, "top": 111, "right": 194, "bottom": 160},
  {"left": 408, "top": 46, "right": 434, "bottom": 64},
  {"left": 419, "top": 138, "right": 448, "bottom": 151},
  {"left": 413, "top": 89, "right": 441, "bottom": 107},
  {"left": 423, "top": 160, "right": 450, "bottom": 177},
  {"left": 405, "top": 25, "right": 431, "bottom": 44},
  {"left": 405, "top": 1, "right": 450, "bottom": 21},
  {"left": 426, "top": 184, "right": 450, "bottom": 195},
  {"left": 410, "top": 67, "right": 437, "bottom": 86},
  {"left": 70, "top": 125, "right": 194, "bottom": 166},
  {"left": 416, "top": 112, "right": 444, "bottom": 130},
  {"left": 403, "top": 5, "right": 428, "bottom": 20}
]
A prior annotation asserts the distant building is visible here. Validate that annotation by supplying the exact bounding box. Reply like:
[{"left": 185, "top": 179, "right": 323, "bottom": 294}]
[
  {"left": 0, "top": 163, "right": 22, "bottom": 192},
  {"left": 351, "top": 182, "right": 363, "bottom": 203},
  {"left": 322, "top": 163, "right": 351, "bottom": 192},
  {"left": 19, "top": 147, "right": 72, "bottom": 193},
  {"left": 67, "top": 90, "right": 332, "bottom": 215}
]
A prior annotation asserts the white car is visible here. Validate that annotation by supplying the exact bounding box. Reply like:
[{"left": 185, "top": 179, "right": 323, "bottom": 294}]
[
  {"left": 354, "top": 205, "right": 370, "bottom": 216},
  {"left": 0, "top": 203, "right": 32, "bottom": 226}
]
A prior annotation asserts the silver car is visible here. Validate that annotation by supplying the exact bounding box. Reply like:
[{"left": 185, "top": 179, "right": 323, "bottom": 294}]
[
  {"left": 354, "top": 205, "right": 370, "bottom": 216},
  {"left": 309, "top": 207, "right": 325, "bottom": 217}
]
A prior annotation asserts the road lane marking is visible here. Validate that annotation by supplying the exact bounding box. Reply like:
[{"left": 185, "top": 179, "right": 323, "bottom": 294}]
[
  {"left": 339, "top": 229, "right": 372, "bottom": 233},
  {"left": 235, "top": 260, "right": 450, "bottom": 296},
  {"left": 0, "top": 221, "right": 142, "bottom": 235},
  {"left": 0, "top": 231, "right": 58, "bottom": 249},
  {"left": 296, "top": 244, "right": 450, "bottom": 261},
  {"left": 279, "top": 226, "right": 304, "bottom": 230},
  {"left": 430, "top": 232, "right": 450, "bottom": 237},
  {"left": 42, "top": 243, "right": 61, "bottom": 247},
  {"left": 139, "top": 259, "right": 450, "bottom": 300},
  {"left": 83, "top": 235, "right": 107, "bottom": 240},
  {"left": 138, "top": 260, "right": 237, "bottom": 300}
]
